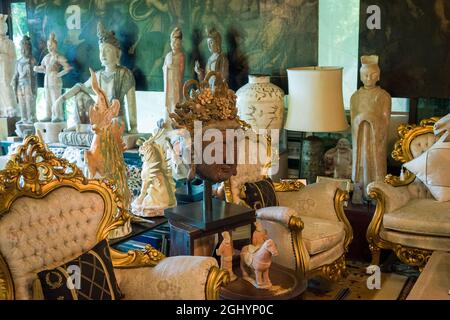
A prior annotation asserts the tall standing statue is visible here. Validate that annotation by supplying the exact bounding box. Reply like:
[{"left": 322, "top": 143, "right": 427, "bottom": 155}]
[
  {"left": 351, "top": 55, "right": 391, "bottom": 204},
  {"left": 33, "top": 32, "right": 72, "bottom": 122},
  {"left": 54, "top": 22, "right": 137, "bottom": 134},
  {"left": 194, "top": 28, "right": 229, "bottom": 86},
  {"left": 0, "top": 14, "right": 17, "bottom": 118},
  {"left": 12, "top": 36, "right": 37, "bottom": 126},
  {"left": 163, "top": 27, "right": 185, "bottom": 126}
]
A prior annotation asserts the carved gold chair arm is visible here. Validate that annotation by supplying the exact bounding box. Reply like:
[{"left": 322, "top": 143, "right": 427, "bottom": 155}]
[
  {"left": 366, "top": 186, "right": 387, "bottom": 249},
  {"left": 205, "top": 267, "right": 230, "bottom": 300},
  {"left": 273, "top": 179, "right": 306, "bottom": 192},
  {"left": 111, "top": 245, "right": 165, "bottom": 269}
]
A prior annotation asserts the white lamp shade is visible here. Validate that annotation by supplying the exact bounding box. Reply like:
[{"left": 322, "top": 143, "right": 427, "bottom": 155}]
[{"left": 285, "top": 67, "right": 349, "bottom": 132}]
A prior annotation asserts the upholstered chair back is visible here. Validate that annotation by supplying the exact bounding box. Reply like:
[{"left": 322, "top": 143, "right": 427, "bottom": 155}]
[
  {"left": 0, "top": 188, "right": 105, "bottom": 299},
  {"left": 0, "top": 135, "right": 126, "bottom": 300}
]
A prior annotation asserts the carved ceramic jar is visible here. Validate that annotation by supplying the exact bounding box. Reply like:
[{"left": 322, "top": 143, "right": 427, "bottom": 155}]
[{"left": 236, "top": 75, "right": 285, "bottom": 130}]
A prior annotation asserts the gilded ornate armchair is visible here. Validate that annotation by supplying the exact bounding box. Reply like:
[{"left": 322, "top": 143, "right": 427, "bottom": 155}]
[
  {"left": 0, "top": 135, "right": 229, "bottom": 300},
  {"left": 367, "top": 117, "right": 450, "bottom": 269},
  {"left": 223, "top": 134, "right": 353, "bottom": 282}
]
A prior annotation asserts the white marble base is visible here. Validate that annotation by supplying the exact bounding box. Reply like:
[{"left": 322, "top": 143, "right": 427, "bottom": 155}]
[{"left": 34, "top": 122, "right": 67, "bottom": 144}]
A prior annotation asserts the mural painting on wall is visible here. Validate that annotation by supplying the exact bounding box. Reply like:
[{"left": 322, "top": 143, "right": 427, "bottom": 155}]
[
  {"left": 26, "top": 0, "right": 318, "bottom": 92},
  {"left": 359, "top": 0, "right": 450, "bottom": 99}
]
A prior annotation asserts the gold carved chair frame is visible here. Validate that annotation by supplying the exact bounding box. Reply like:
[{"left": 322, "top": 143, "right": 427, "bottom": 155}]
[{"left": 0, "top": 135, "right": 228, "bottom": 300}]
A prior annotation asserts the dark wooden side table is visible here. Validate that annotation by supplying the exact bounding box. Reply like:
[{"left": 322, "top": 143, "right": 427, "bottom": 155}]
[
  {"left": 165, "top": 198, "right": 256, "bottom": 256},
  {"left": 220, "top": 263, "right": 307, "bottom": 300},
  {"left": 344, "top": 202, "right": 375, "bottom": 262}
]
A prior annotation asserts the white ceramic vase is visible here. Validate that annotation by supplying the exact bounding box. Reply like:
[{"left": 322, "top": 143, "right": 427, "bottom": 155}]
[{"left": 236, "top": 75, "right": 285, "bottom": 130}]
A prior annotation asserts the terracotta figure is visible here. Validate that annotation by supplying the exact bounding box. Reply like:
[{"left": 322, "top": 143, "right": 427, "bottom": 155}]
[
  {"left": 252, "top": 221, "right": 268, "bottom": 248},
  {"left": 131, "top": 127, "right": 177, "bottom": 217},
  {"left": 34, "top": 32, "right": 72, "bottom": 122},
  {"left": 194, "top": 28, "right": 229, "bottom": 86},
  {"left": 216, "top": 231, "right": 237, "bottom": 281},
  {"left": 240, "top": 239, "right": 279, "bottom": 289},
  {"left": 84, "top": 68, "right": 131, "bottom": 238},
  {"left": 0, "top": 14, "right": 17, "bottom": 118},
  {"left": 324, "top": 138, "right": 352, "bottom": 179},
  {"left": 12, "top": 36, "right": 37, "bottom": 124},
  {"left": 54, "top": 22, "right": 137, "bottom": 133},
  {"left": 351, "top": 55, "right": 391, "bottom": 204},
  {"left": 163, "top": 27, "right": 185, "bottom": 126}
]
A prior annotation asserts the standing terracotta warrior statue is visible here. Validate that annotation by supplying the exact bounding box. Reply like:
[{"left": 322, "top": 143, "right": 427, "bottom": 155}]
[
  {"left": 0, "top": 14, "right": 17, "bottom": 118},
  {"left": 34, "top": 32, "right": 72, "bottom": 122},
  {"left": 12, "top": 36, "right": 37, "bottom": 125},
  {"left": 54, "top": 22, "right": 137, "bottom": 134},
  {"left": 194, "top": 28, "right": 229, "bottom": 86},
  {"left": 351, "top": 55, "right": 391, "bottom": 204},
  {"left": 216, "top": 231, "right": 237, "bottom": 281},
  {"left": 163, "top": 27, "right": 185, "bottom": 126}
]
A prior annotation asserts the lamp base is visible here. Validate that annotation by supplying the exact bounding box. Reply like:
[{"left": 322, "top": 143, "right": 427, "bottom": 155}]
[{"left": 300, "top": 135, "right": 324, "bottom": 184}]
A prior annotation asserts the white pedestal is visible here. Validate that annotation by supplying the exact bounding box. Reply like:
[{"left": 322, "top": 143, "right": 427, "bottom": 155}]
[{"left": 34, "top": 122, "right": 67, "bottom": 144}]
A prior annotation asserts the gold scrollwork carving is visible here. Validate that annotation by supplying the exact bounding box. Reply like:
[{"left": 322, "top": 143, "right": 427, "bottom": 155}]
[
  {"left": 111, "top": 245, "right": 165, "bottom": 269},
  {"left": 205, "top": 267, "right": 230, "bottom": 300},
  {"left": 394, "top": 246, "right": 431, "bottom": 270},
  {"left": 274, "top": 179, "right": 305, "bottom": 192},
  {"left": 307, "top": 255, "right": 346, "bottom": 282}
]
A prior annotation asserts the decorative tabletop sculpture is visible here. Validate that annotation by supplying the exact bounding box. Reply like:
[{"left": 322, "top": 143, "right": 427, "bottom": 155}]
[
  {"left": 216, "top": 231, "right": 238, "bottom": 281},
  {"left": 85, "top": 68, "right": 131, "bottom": 238},
  {"left": 55, "top": 22, "right": 137, "bottom": 135},
  {"left": 163, "top": 27, "right": 185, "bottom": 126},
  {"left": 12, "top": 36, "right": 37, "bottom": 137},
  {"left": 240, "top": 238, "right": 279, "bottom": 289},
  {"left": 131, "top": 127, "right": 177, "bottom": 217},
  {"left": 0, "top": 14, "right": 17, "bottom": 118},
  {"left": 323, "top": 138, "right": 352, "bottom": 179},
  {"left": 351, "top": 55, "right": 391, "bottom": 204},
  {"left": 194, "top": 28, "right": 229, "bottom": 86},
  {"left": 33, "top": 32, "right": 72, "bottom": 122},
  {"left": 252, "top": 221, "right": 269, "bottom": 247}
]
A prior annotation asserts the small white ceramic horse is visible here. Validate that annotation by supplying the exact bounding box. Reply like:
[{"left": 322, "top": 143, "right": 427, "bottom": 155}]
[
  {"left": 240, "top": 239, "right": 279, "bottom": 289},
  {"left": 434, "top": 113, "right": 450, "bottom": 142}
]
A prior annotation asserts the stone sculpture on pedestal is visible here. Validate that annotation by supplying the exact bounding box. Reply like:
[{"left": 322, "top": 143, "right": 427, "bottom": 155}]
[
  {"left": 0, "top": 14, "right": 17, "bottom": 119},
  {"left": 55, "top": 22, "right": 138, "bottom": 148},
  {"left": 163, "top": 27, "right": 185, "bottom": 127},
  {"left": 351, "top": 55, "right": 391, "bottom": 204},
  {"left": 12, "top": 36, "right": 37, "bottom": 137}
]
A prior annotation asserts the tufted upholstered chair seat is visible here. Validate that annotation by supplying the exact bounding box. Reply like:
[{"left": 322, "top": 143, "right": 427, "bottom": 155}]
[
  {"left": 0, "top": 135, "right": 229, "bottom": 300},
  {"left": 367, "top": 117, "right": 450, "bottom": 270},
  {"left": 222, "top": 134, "right": 353, "bottom": 283}
]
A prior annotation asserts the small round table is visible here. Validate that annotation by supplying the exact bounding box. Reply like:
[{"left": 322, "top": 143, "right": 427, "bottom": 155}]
[{"left": 220, "top": 263, "right": 307, "bottom": 300}]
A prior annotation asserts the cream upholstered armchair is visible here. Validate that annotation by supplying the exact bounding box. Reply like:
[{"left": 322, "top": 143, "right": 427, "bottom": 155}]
[
  {"left": 367, "top": 117, "right": 450, "bottom": 269},
  {"left": 223, "top": 134, "right": 353, "bottom": 281},
  {"left": 0, "top": 135, "right": 229, "bottom": 300}
]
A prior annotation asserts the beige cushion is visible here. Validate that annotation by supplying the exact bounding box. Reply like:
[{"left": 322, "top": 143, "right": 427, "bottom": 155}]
[
  {"left": 384, "top": 199, "right": 450, "bottom": 237},
  {"left": 300, "top": 216, "right": 345, "bottom": 255},
  {"left": 308, "top": 239, "right": 345, "bottom": 271},
  {"left": 404, "top": 139, "right": 450, "bottom": 201},
  {"left": 0, "top": 187, "right": 105, "bottom": 300},
  {"left": 409, "top": 132, "right": 437, "bottom": 158},
  {"left": 380, "top": 228, "right": 450, "bottom": 252}
]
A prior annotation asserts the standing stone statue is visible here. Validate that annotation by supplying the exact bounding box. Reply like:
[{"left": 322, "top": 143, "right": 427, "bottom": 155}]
[
  {"left": 12, "top": 36, "right": 37, "bottom": 132},
  {"left": 0, "top": 14, "right": 17, "bottom": 118},
  {"left": 163, "top": 27, "right": 185, "bottom": 126},
  {"left": 54, "top": 23, "right": 137, "bottom": 137},
  {"left": 194, "top": 28, "right": 229, "bottom": 86},
  {"left": 351, "top": 55, "right": 391, "bottom": 204},
  {"left": 34, "top": 32, "right": 72, "bottom": 122}
]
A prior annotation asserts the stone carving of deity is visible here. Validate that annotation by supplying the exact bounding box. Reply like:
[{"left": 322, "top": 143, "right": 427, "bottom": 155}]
[
  {"left": 351, "top": 55, "right": 391, "bottom": 204},
  {"left": 54, "top": 22, "right": 137, "bottom": 134},
  {"left": 33, "top": 33, "right": 72, "bottom": 122},
  {"left": 194, "top": 28, "right": 229, "bottom": 87},
  {"left": 0, "top": 14, "right": 17, "bottom": 118},
  {"left": 12, "top": 36, "right": 37, "bottom": 124},
  {"left": 324, "top": 138, "right": 352, "bottom": 179},
  {"left": 163, "top": 27, "right": 185, "bottom": 126}
]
